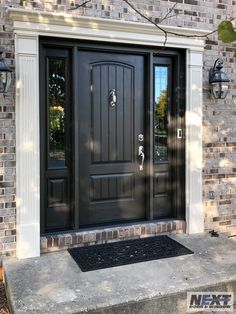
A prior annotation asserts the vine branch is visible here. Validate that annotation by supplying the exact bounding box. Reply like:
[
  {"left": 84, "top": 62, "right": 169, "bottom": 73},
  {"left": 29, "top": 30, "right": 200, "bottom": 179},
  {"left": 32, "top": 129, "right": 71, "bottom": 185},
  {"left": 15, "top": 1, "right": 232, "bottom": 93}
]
[
  {"left": 123, "top": 0, "right": 220, "bottom": 44},
  {"left": 159, "top": 2, "right": 178, "bottom": 23},
  {"left": 68, "top": 0, "right": 236, "bottom": 49},
  {"left": 69, "top": 0, "right": 92, "bottom": 11}
]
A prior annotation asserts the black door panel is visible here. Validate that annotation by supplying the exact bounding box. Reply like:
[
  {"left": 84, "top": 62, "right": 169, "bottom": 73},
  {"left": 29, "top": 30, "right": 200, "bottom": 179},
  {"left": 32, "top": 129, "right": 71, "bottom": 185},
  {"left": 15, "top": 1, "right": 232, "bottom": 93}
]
[{"left": 77, "top": 51, "right": 146, "bottom": 226}]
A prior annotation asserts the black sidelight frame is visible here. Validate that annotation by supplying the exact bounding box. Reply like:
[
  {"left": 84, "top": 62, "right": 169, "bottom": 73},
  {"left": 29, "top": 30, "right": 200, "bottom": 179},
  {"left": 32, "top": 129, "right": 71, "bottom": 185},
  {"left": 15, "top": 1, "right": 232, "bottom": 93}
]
[
  {"left": 40, "top": 46, "right": 73, "bottom": 233},
  {"left": 39, "top": 37, "right": 186, "bottom": 234},
  {"left": 152, "top": 56, "right": 185, "bottom": 220}
]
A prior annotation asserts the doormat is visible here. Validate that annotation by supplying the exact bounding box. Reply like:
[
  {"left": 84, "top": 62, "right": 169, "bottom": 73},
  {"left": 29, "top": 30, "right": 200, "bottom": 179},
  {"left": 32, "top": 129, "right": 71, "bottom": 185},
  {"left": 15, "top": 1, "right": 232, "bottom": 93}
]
[{"left": 68, "top": 235, "right": 193, "bottom": 272}]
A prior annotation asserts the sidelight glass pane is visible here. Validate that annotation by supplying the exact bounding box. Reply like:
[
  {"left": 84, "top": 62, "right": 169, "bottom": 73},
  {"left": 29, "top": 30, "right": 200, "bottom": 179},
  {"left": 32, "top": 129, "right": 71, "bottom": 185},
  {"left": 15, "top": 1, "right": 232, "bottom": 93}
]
[
  {"left": 154, "top": 66, "right": 168, "bottom": 162},
  {"left": 48, "top": 58, "right": 66, "bottom": 168}
]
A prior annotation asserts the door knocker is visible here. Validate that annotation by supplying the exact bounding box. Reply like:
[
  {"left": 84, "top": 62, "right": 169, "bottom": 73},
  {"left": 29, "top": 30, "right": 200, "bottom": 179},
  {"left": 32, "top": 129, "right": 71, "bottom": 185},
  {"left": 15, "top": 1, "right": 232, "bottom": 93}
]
[{"left": 109, "top": 89, "right": 117, "bottom": 107}]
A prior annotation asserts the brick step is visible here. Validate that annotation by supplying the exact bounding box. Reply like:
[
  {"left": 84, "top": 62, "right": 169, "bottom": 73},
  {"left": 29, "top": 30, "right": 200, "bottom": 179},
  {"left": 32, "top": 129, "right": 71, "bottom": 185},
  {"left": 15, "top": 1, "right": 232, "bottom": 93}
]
[{"left": 40, "top": 219, "right": 186, "bottom": 253}]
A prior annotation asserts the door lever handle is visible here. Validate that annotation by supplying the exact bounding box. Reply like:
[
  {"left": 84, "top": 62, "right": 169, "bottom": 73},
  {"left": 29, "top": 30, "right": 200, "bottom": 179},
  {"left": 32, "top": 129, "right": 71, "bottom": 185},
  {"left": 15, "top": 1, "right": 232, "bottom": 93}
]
[{"left": 138, "top": 145, "right": 145, "bottom": 171}]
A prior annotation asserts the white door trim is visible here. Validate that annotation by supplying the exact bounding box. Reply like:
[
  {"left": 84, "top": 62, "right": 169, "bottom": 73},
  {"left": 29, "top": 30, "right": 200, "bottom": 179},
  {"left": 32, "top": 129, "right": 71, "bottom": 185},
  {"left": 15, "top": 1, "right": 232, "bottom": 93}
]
[{"left": 9, "top": 8, "right": 205, "bottom": 258}]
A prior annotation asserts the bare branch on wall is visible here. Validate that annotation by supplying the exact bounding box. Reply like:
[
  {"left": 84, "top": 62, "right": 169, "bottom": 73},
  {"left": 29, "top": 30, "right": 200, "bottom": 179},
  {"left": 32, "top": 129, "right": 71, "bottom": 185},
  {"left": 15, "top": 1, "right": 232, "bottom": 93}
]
[
  {"left": 123, "top": 0, "right": 219, "bottom": 42},
  {"left": 69, "top": 0, "right": 92, "bottom": 11}
]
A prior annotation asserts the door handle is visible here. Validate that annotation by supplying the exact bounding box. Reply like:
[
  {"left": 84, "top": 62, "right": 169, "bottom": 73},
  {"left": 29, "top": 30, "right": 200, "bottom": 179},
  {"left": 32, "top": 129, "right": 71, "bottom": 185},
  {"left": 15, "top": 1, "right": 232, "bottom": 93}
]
[{"left": 138, "top": 145, "right": 145, "bottom": 171}]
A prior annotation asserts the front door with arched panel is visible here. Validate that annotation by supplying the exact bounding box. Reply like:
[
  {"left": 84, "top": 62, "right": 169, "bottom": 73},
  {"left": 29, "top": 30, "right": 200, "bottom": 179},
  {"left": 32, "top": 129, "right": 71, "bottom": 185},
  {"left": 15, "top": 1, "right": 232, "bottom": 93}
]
[{"left": 40, "top": 40, "right": 185, "bottom": 233}]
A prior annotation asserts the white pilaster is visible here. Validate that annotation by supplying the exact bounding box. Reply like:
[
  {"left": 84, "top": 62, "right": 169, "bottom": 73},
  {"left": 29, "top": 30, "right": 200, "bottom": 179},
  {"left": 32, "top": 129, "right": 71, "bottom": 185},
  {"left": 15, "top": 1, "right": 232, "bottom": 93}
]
[
  {"left": 186, "top": 49, "right": 204, "bottom": 234},
  {"left": 15, "top": 35, "right": 40, "bottom": 258}
]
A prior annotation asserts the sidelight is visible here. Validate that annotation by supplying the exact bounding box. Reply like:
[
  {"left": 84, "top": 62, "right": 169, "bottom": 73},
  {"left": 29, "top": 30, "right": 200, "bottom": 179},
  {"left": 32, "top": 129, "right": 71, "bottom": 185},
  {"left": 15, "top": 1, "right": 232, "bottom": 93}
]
[{"left": 41, "top": 47, "right": 71, "bottom": 233}]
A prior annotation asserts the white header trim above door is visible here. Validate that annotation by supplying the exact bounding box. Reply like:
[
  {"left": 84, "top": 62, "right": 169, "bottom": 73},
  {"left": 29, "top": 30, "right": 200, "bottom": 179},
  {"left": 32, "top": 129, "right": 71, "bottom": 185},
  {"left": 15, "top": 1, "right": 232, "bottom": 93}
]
[
  {"left": 9, "top": 9, "right": 205, "bottom": 258},
  {"left": 9, "top": 8, "right": 208, "bottom": 51}
]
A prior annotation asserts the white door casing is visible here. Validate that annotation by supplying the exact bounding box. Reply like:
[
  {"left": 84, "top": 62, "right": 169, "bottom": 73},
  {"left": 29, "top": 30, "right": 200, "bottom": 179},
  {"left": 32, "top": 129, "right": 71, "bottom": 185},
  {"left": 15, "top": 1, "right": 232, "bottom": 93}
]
[{"left": 9, "top": 8, "right": 206, "bottom": 259}]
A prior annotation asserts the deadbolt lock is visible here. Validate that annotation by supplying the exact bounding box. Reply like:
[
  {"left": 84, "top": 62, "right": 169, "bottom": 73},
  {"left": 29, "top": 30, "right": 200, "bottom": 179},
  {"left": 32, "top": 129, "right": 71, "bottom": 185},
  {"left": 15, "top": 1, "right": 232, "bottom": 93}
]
[{"left": 138, "top": 134, "right": 144, "bottom": 142}]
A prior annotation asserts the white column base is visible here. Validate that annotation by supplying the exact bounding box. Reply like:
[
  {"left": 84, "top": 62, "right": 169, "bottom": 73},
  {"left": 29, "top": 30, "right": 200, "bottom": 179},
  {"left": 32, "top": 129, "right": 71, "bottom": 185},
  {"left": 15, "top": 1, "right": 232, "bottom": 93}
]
[
  {"left": 186, "top": 204, "right": 204, "bottom": 234},
  {"left": 17, "top": 223, "right": 40, "bottom": 259}
]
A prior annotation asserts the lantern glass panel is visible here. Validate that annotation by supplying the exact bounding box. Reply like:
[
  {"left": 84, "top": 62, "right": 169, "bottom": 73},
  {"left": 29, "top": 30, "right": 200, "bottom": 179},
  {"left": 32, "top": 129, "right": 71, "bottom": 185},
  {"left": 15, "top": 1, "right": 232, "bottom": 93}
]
[
  {"left": 212, "top": 82, "right": 229, "bottom": 99},
  {"left": 5, "top": 71, "right": 11, "bottom": 92}
]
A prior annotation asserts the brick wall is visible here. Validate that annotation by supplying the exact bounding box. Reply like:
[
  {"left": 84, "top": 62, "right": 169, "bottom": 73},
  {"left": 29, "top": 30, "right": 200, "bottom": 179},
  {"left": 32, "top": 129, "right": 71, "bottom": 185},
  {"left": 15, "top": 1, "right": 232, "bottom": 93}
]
[{"left": 0, "top": 0, "right": 235, "bottom": 256}]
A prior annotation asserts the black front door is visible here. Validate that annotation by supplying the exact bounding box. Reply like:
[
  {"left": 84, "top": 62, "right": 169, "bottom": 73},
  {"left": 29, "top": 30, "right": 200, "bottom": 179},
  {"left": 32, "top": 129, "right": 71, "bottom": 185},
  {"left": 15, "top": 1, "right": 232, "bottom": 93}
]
[
  {"left": 40, "top": 40, "right": 185, "bottom": 233},
  {"left": 77, "top": 51, "right": 146, "bottom": 226}
]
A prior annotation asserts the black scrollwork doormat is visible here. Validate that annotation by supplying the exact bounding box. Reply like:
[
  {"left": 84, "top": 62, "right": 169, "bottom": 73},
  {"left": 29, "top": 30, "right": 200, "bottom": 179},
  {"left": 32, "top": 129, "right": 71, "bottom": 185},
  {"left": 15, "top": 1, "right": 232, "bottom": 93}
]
[{"left": 68, "top": 235, "right": 193, "bottom": 272}]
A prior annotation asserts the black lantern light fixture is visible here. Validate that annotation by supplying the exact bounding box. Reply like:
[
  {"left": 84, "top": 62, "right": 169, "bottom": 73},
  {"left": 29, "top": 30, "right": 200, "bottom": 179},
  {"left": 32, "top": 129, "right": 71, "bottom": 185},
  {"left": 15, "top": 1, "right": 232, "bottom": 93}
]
[
  {"left": 209, "top": 58, "right": 230, "bottom": 99},
  {"left": 0, "top": 48, "right": 12, "bottom": 94}
]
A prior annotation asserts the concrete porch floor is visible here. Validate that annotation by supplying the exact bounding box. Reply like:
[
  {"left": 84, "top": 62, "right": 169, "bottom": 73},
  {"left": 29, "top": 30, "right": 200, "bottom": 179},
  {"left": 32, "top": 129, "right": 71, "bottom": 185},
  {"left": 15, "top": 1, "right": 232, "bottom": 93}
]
[{"left": 3, "top": 233, "right": 236, "bottom": 314}]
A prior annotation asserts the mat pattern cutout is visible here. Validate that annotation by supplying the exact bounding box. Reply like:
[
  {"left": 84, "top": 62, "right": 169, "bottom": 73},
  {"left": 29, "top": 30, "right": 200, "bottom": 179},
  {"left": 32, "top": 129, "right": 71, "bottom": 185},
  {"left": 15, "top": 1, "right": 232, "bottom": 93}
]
[{"left": 68, "top": 235, "right": 193, "bottom": 272}]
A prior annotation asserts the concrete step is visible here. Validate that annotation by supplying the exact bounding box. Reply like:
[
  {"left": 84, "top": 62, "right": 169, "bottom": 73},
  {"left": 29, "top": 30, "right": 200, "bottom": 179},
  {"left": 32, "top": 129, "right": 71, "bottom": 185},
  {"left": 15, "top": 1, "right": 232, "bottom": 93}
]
[{"left": 3, "top": 233, "right": 236, "bottom": 314}]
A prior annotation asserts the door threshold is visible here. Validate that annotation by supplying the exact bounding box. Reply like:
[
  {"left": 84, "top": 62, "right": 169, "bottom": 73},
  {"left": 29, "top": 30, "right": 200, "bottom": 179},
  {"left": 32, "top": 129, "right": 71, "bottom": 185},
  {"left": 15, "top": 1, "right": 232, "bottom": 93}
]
[{"left": 41, "top": 219, "right": 186, "bottom": 253}]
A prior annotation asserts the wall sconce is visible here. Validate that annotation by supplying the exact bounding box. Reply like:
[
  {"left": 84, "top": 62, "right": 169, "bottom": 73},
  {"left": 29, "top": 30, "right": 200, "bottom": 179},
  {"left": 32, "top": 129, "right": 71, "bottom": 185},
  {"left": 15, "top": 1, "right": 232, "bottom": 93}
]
[
  {"left": 0, "top": 48, "right": 12, "bottom": 94},
  {"left": 209, "top": 58, "right": 229, "bottom": 99}
]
